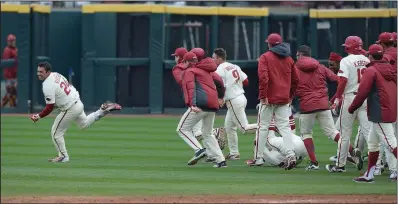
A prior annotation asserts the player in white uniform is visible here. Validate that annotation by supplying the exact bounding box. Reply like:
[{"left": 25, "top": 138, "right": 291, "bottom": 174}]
[
  {"left": 30, "top": 62, "right": 122, "bottom": 162},
  {"left": 212, "top": 48, "right": 257, "bottom": 160},
  {"left": 263, "top": 130, "right": 307, "bottom": 167},
  {"left": 326, "top": 36, "right": 371, "bottom": 172}
]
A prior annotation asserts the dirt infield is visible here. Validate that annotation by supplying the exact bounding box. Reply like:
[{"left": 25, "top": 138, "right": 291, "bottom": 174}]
[{"left": 1, "top": 195, "right": 396, "bottom": 204}]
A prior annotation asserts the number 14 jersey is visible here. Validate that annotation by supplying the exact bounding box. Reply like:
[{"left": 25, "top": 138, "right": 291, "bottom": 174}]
[
  {"left": 215, "top": 62, "right": 248, "bottom": 101},
  {"left": 338, "top": 54, "right": 370, "bottom": 94},
  {"left": 42, "top": 72, "right": 80, "bottom": 111}
]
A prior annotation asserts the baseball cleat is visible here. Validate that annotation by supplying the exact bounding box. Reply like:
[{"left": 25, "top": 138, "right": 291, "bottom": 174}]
[
  {"left": 326, "top": 164, "right": 346, "bottom": 173},
  {"left": 188, "top": 148, "right": 206, "bottom": 166},
  {"left": 225, "top": 153, "right": 240, "bottom": 160},
  {"left": 305, "top": 161, "right": 319, "bottom": 171},
  {"left": 285, "top": 155, "right": 296, "bottom": 170},
  {"left": 48, "top": 156, "right": 69, "bottom": 163},
  {"left": 213, "top": 160, "right": 227, "bottom": 168},
  {"left": 246, "top": 159, "right": 264, "bottom": 167},
  {"left": 353, "top": 176, "right": 375, "bottom": 183},
  {"left": 329, "top": 155, "right": 337, "bottom": 162},
  {"left": 100, "top": 101, "right": 122, "bottom": 112},
  {"left": 374, "top": 166, "right": 384, "bottom": 176},
  {"left": 389, "top": 171, "right": 397, "bottom": 181}
]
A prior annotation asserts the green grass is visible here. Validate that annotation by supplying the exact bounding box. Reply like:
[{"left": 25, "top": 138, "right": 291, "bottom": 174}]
[{"left": 1, "top": 115, "right": 396, "bottom": 196}]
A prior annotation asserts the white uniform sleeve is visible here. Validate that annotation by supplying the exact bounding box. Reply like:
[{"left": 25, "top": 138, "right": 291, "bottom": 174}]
[
  {"left": 42, "top": 84, "right": 56, "bottom": 104},
  {"left": 337, "top": 58, "right": 350, "bottom": 78}
]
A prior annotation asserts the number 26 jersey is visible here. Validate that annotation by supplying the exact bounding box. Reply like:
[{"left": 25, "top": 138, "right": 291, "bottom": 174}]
[
  {"left": 215, "top": 62, "right": 248, "bottom": 101},
  {"left": 338, "top": 54, "right": 370, "bottom": 94},
  {"left": 42, "top": 72, "right": 80, "bottom": 111}
]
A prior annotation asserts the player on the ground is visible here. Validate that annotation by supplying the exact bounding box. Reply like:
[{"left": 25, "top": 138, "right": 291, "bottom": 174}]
[
  {"left": 212, "top": 48, "right": 257, "bottom": 160},
  {"left": 262, "top": 130, "right": 307, "bottom": 167},
  {"left": 177, "top": 52, "right": 227, "bottom": 168},
  {"left": 248, "top": 33, "right": 299, "bottom": 170},
  {"left": 295, "top": 45, "right": 344, "bottom": 171},
  {"left": 326, "top": 36, "right": 370, "bottom": 173},
  {"left": 376, "top": 32, "right": 396, "bottom": 65},
  {"left": 348, "top": 44, "right": 397, "bottom": 183},
  {"left": 30, "top": 61, "right": 122, "bottom": 162}
]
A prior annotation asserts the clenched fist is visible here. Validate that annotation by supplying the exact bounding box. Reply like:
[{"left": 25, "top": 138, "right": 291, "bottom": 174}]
[{"left": 30, "top": 114, "right": 40, "bottom": 122}]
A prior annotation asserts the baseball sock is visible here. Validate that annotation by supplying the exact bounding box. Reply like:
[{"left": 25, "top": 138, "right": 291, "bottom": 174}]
[
  {"left": 334, "top": 133, "right": 354, "bottom": 155},
  {"left": 303, "top": 138, "right": 317, "bottom": 162},
  {"left": 393, "top": 147, "right": 397, "bottom": 159},
  {"left": 365, "top": 151, "right": 379, "bottom": 178}
]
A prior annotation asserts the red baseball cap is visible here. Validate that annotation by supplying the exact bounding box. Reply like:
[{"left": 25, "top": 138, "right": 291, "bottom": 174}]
[
  {"left": 367, "top": 44, "right": 383, "bottom": 55},
  {"left": 182, "top": 52, "right": 197, "bottom": 62},
  {"left": 171, "top": 47, "right": 188, "bottom": 57},
  {"left": 265, "top": 33, "right": 282, "bottom": 45},
  {"left": 190, "top": 48, "right": 205, "bottom": 61},
  {"left": 376, "top": 32, "right": 393, "bottom": 44},
  {"left": 7, "top": 34, "right": 16, "bottom": 41}
]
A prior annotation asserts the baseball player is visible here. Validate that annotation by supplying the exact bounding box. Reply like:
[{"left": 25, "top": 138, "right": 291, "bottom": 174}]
[
  {"left": 326, "top": 36, "right": 371, "bottom": 173},
  {"left": 212, "top": 48, "right": 257, "bottom": 160},
  {"left": 248, "top": 33, "right": 299, "bottom": 170},
  {"left": 177, "top": 52, "right": 227, "bottom": 168},
  {"left": 30, "top": 61, "right": 122, "bottom": 162},
  {"left": 171, "top": 47, "right": 224, "bottom": 163},
  {"left": 376, "top": 32, "right": 396, "bottom": 65},
  {"left": 349, "top": 44, "right": 397, "bottom": 183},
  {"left": 263, "top": 130, "right": 307, "bottom": 167},
  {"left": 295, "top": 45, "right": 343, "bottom": 171},
  {"left": 2, "top": 34, "right": 18, "bottom": 107}
]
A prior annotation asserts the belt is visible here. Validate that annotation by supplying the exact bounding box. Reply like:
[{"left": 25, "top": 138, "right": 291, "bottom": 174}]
[{"left": 346, "top": 92, "right": 357, "bottom": 95}]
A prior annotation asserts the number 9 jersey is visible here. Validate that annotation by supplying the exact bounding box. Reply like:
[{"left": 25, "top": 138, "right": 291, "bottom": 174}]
[
  {"left": 215, "top": 62, "right": 248, "bottom": 101},
  {"left": 338, "top": 54, "right": 370, "bottom": 94},
  {"left": 42, "top": 72, "right": 80, "bottom": 111}
]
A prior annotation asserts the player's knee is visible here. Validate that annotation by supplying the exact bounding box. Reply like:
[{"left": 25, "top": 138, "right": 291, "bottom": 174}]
[
  {"left": 301, "top": 133, "right": 312, "bottom": 140},
  {"left": 367, "top": 143, "right": 380, "bottom": 152}
]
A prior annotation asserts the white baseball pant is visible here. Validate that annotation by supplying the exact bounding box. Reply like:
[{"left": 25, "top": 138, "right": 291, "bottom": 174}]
[
  {"left": 263, "top": 132, "right": 307, "bottom": 166},
  {"left": 299, "top": 110, "right": 340, "bottom": 141},
  {"left": 51, "top": 100, "right": 104, "bottom": 158},
  {"left": 225, "top": 94, "right": 257, "bottom": 155},
  {"left": 176, "top": 108, "right": 225, "bottom": 163},
  {"left": 192, "top": 120, "right": 216, "bottom": 159},
  {"left": 367, "top": 122, "right": 397, "bottom": 157},
  {"left": 254, "top": 103, "right": 295, "bottom": 161},
  {"left": 336, "top": 93, "right": 370, "bottom": 167}
]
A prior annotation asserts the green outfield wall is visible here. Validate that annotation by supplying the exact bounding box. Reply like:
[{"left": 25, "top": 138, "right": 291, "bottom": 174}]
[{"left": 1, "top": 4, "right": 396, "bottom": 114}]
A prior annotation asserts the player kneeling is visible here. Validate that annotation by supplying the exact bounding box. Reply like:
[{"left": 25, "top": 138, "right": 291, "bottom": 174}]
[{"left": 31, "top": 62, "right": 121, "bottom": 162}]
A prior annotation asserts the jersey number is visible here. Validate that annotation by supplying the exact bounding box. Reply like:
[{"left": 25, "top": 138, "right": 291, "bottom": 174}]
[
  {"left": 232, "top": 70, "right": 240, "bottom": 83},
  {"left": 357, "top": 68, "right": 365, "bottom": 83},
  {"left": 60, "top": 81, "right": 71, "bottom": 95}
]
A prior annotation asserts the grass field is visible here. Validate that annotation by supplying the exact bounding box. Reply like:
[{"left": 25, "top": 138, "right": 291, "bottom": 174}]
[{"left": 1, "top": 114, "right": 396, "bottom": 203}]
